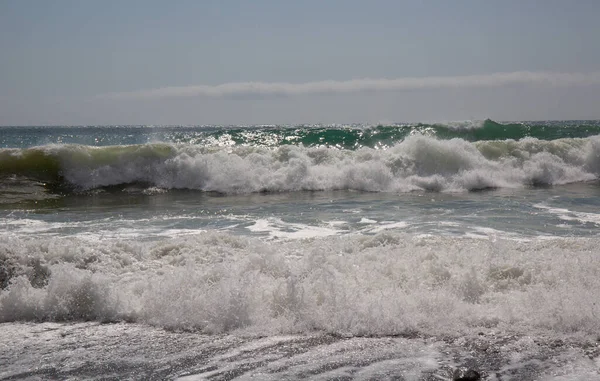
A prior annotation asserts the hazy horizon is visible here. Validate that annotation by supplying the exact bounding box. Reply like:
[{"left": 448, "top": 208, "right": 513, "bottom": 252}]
[
  {"left": 2, "top": 0, "right": 599, "bottom": 125},
  {"left": 3, "top": 117, "right": 600, "bottom": 128}
]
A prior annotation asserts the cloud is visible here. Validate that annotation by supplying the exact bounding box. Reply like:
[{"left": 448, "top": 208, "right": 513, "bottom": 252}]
[{"left": 100, "top": 71, "right": 600, "bottom": 100}]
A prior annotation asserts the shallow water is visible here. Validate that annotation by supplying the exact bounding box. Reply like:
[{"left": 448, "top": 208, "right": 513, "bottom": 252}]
[
  {"left": 2, "top": 183, "right": 600, "bottom": 240},
  {"left": 2, "top": 322, "right": 599, "bottom": 380}
]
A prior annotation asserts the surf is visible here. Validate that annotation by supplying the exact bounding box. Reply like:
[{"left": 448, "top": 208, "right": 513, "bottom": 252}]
[
  {"left": 1, "top": 134, "right": 599, "bottom": 196},
  {"left": 1, "top": 232, "right": 599, "bottom": 338}
]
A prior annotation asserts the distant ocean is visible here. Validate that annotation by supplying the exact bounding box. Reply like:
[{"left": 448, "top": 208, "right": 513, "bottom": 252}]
[{"left": 1, "top": 120, "right": 600, "bottom": 380}]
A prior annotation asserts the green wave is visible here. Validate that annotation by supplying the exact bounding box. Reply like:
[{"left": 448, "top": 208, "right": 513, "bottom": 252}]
[
  {"left": 2, "top": 120, "right": 600, "bottom": 194},
  {"left": 2, "top": 120, "right": 600, "bottom": 151},
  {"left": 184, "top": 120, "right": 600, "bottom": 149},
  {"left": 0, "top": 148, "right": 62, "bottom": 182},
  {"left": 1, "top": 132, "right": 599, "bottom": 198},
  {"left": 439, "top": 120, "right": 600, "bottom": 141},
  {"left": 0, "top": 144, "right": 176, "bottom": 186}
]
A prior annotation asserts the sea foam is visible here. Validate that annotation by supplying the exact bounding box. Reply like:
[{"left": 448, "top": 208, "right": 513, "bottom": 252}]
[
  {"left": 3, "top": 134, "right": 598, "bottom": 194},
  {"left": 1, "top": 232, "right": 599, "bottom": 337}
]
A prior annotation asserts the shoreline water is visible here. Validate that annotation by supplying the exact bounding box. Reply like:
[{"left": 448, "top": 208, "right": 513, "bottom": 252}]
[{"left": 2, "top": 321, "right": 599, "bottom": 380}]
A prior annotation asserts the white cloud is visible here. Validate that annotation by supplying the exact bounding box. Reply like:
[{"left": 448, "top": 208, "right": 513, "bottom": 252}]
[{"left": 100, "top": 71, "right": 600, "bottom": 100}]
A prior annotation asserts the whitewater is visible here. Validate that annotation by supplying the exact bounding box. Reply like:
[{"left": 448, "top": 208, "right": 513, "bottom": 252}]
[{"left": 1, "top": 121, "right": 600, "bottom": 380}]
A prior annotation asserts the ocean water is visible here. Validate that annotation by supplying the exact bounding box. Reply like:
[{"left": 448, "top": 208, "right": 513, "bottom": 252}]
[{"left": 1, "top": 120, "right": 600, "bottom": 380}]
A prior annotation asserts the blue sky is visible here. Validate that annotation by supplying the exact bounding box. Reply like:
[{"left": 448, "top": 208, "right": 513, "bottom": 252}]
[{"left": 1, "top": 0, "right": 599, "bottom": 125}]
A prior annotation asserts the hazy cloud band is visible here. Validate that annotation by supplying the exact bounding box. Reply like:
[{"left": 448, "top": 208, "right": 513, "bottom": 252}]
[{"left": 102, "top": 71, "right": 600, "bottom": 100}]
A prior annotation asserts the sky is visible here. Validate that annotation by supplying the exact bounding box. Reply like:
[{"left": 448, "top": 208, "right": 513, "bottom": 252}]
[{"left": 1, "top": 0, "right": 599, "bottom": 125}]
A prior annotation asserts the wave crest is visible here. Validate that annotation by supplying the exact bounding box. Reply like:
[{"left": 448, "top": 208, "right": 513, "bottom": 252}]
[{"left": 1, "top": 135, "right": 599, "bottom": 194}]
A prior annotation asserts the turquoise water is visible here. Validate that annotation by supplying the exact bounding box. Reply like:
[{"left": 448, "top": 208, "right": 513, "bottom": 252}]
[
  {"left": 2, "top": 121, "right": 600, "bottom": 379},
  {"left": 2, "top": 120, "right": 600, "bottom": 149}
]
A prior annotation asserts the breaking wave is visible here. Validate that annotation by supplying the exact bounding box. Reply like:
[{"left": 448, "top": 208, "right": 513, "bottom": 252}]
[
  {"left": 1, "top": 232, "right": 599, "bottom": 337},
  {"left": 2, "top": 134, "right": 600, "bottom": 194}
]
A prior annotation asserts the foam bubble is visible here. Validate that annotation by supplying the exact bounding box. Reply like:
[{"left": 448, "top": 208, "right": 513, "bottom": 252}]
[
  {"left": 6, "top": 135, "right": 600, "bottom": 194},
  {"left": 246, "top": 218, "right": 340, "bottom": 239},
  {"left": 2, "top": 232, "right": 600, "bottom": 339}
]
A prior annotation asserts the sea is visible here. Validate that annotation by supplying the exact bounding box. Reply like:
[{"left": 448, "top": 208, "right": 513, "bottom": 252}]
[{"left": 1, "top": 120, "right": 600, "bottom": 380}]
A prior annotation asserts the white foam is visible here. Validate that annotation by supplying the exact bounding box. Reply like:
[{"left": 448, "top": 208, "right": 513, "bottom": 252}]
[
  {"left": 325, "top": 220, "right": 348, "bottom": 227},
  {"left": 246, "top": 218, "right": 340, "bottom": 239},
  {"left": 1, "top": 232, "right": 600, "bottom": 340},
  {"left": 1, "top": 321, "right": 595, "bottom": 380},
  {"left": 27, "top": 135, "right": 600, "bottom": 193},
  {"left": 363, "top": 221, "right": 409, "bottom": 233},
  {"left": 358, "top": 218, "right": 377, "bottom": 224},
  {"left": 534, "top": 204, "right": 600, "bottom": 225}
]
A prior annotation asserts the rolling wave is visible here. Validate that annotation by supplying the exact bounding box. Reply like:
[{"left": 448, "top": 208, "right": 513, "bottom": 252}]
[{"left": 1, "top": 134, "right": 599, "bottom": 194}]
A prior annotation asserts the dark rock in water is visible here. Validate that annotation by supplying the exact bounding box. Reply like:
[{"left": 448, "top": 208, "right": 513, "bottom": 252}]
[{"left": 453, "top": 367, "right": 481, "bottom": 381}]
